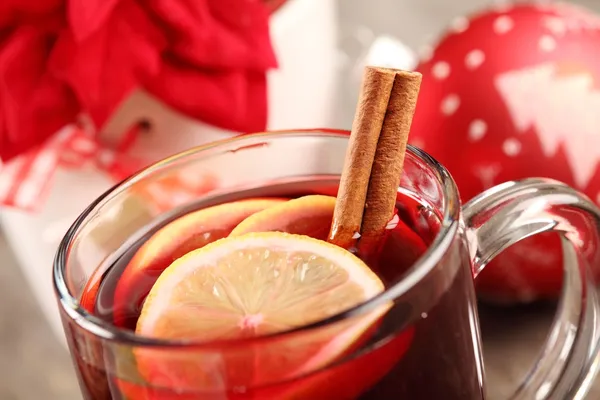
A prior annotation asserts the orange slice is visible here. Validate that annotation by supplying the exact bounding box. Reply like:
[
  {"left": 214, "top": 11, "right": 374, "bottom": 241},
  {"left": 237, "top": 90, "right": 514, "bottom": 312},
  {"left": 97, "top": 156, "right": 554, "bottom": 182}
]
[
  {"left": 230, "top": 195, "right": 336, "bottom": 240},
  {"left": 134, "top": 232, "right": 390, "bottom": 394},
  {"left": 112, "top": 198, "right": 285, "bottom": 328}
]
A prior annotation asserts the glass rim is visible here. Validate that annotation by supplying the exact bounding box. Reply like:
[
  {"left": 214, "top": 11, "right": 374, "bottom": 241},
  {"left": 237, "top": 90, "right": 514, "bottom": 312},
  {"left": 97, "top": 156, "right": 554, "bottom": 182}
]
[{"left": 53, "top": 129, "right": 461, "bottom": 348}]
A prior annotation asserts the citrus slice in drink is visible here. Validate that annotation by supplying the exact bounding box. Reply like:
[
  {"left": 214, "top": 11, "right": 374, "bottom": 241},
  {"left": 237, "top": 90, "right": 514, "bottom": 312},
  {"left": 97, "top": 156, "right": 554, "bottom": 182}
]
[
  {"left": 134, "top": 232, "right": 390, "bottom": 393},
  {"left": 112, "top": 198, "right": 285, "bottom": 328},
  {"left": 230, "top": 195, "right": 336, "bottom": 240}
]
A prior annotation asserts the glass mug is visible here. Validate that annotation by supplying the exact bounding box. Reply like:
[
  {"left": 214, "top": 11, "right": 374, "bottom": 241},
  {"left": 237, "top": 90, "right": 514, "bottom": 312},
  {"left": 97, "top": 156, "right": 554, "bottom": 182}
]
[{"left": 54, "top": 130, "right": 600, "bottom": 399}]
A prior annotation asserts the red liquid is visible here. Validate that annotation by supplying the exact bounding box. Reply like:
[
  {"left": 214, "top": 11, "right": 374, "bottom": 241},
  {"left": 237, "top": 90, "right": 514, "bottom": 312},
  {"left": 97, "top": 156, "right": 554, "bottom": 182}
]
[{"left": 67, "top": 182, "right": 483, "bottom": 399}]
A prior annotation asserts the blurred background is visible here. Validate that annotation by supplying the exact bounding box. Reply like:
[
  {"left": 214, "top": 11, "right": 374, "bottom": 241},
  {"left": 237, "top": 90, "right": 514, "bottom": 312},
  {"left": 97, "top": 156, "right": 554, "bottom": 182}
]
[{"left": 1, "top": 0, "right": 600, "bottom": 398}]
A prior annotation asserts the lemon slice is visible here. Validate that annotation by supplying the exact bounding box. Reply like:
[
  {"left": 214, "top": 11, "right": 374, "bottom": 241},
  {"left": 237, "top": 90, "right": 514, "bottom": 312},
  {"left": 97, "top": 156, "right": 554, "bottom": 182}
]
[
  {"left": 112, "top": 198, "right": 285, "bottom": 328},
  {"left": 135, "top": 232, "right": 389, "bottom": 393},
  {"left": 229, "top": 195, "right": 336, "bottom": 240}
]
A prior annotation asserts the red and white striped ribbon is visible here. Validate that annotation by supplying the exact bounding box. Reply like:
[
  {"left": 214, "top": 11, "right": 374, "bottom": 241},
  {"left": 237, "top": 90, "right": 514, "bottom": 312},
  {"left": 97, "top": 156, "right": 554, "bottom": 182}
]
[
  {"left": 0, "top": 123, "right": 221, "bottom": 213},
  {"left": 0, "top": 125, "right": 146, "bottom": 212}
]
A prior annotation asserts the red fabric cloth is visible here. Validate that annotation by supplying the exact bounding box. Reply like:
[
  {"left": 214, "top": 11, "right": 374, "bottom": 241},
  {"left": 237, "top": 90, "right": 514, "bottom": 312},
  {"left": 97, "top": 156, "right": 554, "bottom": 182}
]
[
  {"left": 145, "top": 57, "right": 268, "bottom": 132},
  {"left": 50, "top": 1, "right": 168, "bottom": 128},
  {"left": 0, "top": 15, "right": 79, "bottom": 160},
  {"left": 0, "top": 0, "right": 277, "bottom": 162}
]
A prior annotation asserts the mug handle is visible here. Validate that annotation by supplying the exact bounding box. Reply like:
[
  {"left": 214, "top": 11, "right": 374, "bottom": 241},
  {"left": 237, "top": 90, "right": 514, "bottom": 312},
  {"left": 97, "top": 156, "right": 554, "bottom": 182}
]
[{"left": 463, "top": 178, "right": 600, "bottom": 400}]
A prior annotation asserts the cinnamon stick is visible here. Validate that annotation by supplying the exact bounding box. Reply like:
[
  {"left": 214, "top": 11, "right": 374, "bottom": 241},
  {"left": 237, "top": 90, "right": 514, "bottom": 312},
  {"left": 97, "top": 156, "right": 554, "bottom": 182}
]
[
  {"left": 328, "top": 67, "right": 422, "bottom": 253},
  {"left": 359, "top": 70, "right": 422, "bottom": 253},
  {"left": 327, "top": 67, "right": 397, "bottom": 249}
]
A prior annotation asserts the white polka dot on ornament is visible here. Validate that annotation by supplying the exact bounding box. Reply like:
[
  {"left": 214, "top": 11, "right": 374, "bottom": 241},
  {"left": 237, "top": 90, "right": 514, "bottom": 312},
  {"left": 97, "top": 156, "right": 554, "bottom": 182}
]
[
  {"left": 494, "top": 15, "right": 514, "bottom": 34},
  {"left": 538, "top": 35, "right": 556, "bottom": 52},
  {"left": 465, "top": 49, "right": 485, "bottom": 70},
  {"left": 543, "top": 17, "right": 567, "bottom": 36},
  {"left": 432, "top": 61, "right": 451, "bottom": 80},
  {"left": 468, "top": 119, "right": 487, "bottom": 141},
  {"left": 450, "top": 16, "right": 470, "bottom": 33},
  {"left": 503, "top": 138, "right": 522, "bottom": 156},
  {"left": 441, "top": 94, "right": 460, "bottom": 116}
]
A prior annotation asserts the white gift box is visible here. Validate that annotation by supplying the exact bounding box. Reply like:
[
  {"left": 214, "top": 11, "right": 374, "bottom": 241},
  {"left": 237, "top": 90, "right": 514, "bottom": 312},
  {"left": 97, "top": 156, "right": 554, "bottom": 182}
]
[{"left": 0, "top": 0, "right": 339, "bottom": 342}]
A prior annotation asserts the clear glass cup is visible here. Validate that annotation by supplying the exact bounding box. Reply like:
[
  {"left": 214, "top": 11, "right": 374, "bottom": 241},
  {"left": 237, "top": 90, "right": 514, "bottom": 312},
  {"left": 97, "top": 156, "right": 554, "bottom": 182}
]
[{"left": 54, "top": 130, "right": 600, "bottom": 399}]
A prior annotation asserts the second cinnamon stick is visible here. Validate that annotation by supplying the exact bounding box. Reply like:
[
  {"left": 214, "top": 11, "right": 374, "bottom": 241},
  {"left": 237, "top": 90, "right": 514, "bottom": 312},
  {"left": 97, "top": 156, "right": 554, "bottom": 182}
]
[{"left": 359, "top": 70, "right": 422, "bottom": 253}]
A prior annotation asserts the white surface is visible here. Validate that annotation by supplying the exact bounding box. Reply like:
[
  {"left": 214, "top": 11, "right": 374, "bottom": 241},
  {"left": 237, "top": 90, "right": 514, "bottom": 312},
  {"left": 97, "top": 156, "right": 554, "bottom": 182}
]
[{"left": 0, "top": 168, "right": 114, "bottom": 342}]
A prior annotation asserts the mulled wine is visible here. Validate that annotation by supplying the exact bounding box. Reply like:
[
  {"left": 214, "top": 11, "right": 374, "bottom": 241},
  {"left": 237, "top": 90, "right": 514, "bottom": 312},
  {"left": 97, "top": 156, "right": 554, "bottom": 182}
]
[{"left": 67, "top": 180, "right": 484, "bottom": 400}]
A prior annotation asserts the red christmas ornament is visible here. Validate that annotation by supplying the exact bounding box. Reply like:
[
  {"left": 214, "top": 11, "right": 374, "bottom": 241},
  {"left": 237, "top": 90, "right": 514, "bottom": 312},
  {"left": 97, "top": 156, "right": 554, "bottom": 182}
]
[{"left": 410, "top": 2, "right": 600, "bottom": 304}]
